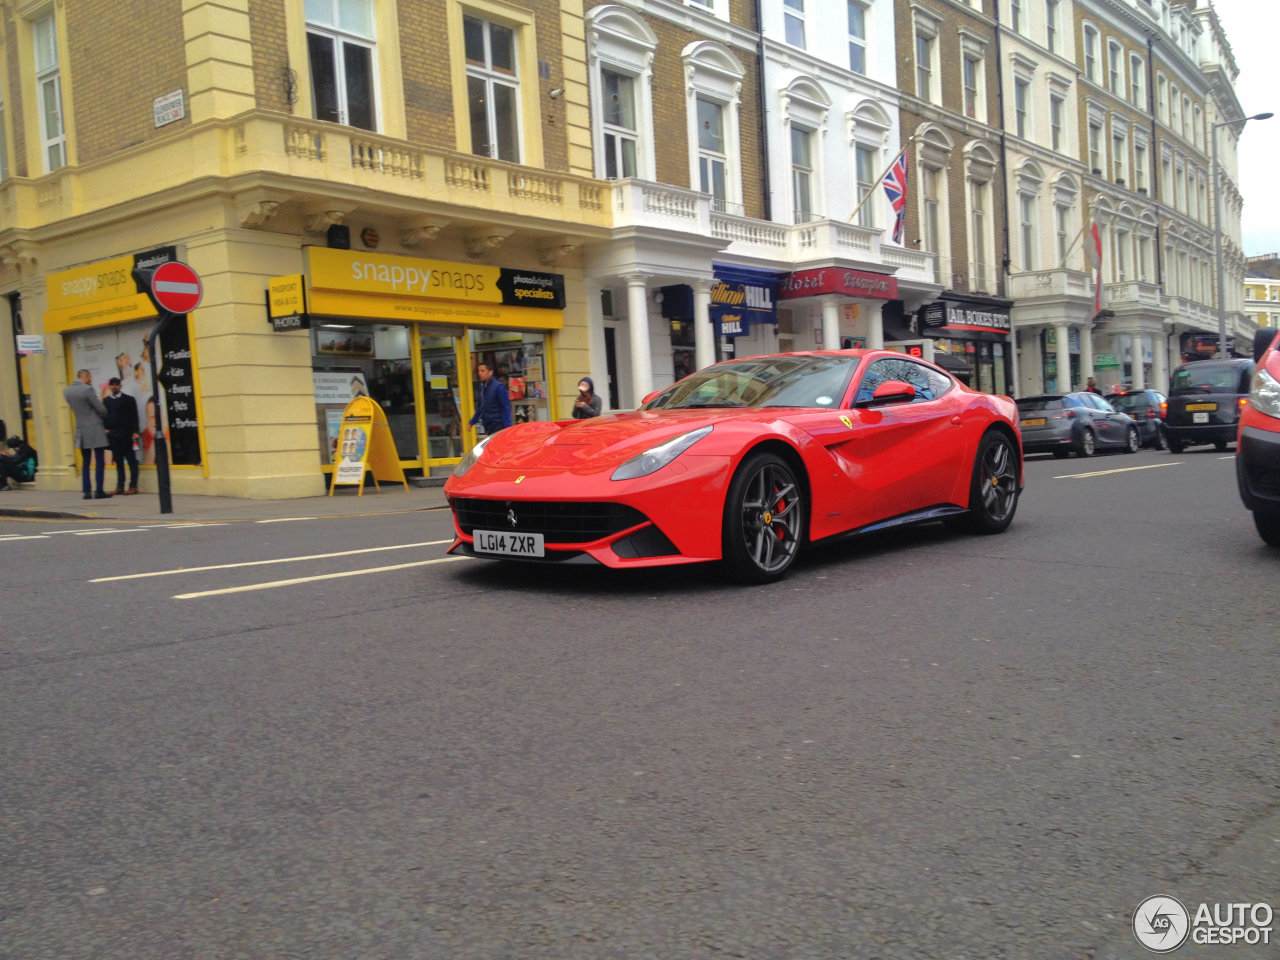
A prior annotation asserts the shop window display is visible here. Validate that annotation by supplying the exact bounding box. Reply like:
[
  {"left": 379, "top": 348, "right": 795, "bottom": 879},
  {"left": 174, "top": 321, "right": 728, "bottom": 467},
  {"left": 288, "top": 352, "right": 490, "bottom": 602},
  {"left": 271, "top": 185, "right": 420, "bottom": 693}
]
[
  {"left": 421, "top": 333, "right": 463, "bottom": 459},
  {"left": 469, "top": 328, "right": 549, "bottom": 424},
  {"left": 312, "top": 322, "right": 417, "bottom": 463}
]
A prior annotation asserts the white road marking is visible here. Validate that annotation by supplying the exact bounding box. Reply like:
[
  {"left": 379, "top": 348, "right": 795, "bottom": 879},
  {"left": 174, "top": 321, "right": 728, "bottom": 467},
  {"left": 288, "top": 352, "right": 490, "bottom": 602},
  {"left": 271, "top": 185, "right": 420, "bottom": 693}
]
[
  {"left": 255, "top": 518, "right": 317, "bottom": 523},
  {"left": 0, "top": 534, "right": 50, "bottom": 541},
  {"left": 1054, "top": 463, "right": 1182, "bottom": 479},
  {"left": 90, "top": 539, "right": 454, "bottom": 582},
  {"left": 72, "top": 528, "right": 151, "bottom": 536},
  {"left": 173, "top": 555, "right": 470, "bottom": 599}
]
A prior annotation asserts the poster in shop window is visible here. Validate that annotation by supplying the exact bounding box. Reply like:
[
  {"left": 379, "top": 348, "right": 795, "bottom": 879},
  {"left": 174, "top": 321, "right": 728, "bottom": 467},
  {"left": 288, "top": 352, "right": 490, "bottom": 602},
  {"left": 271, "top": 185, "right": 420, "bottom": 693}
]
[{"left": 66, "top": 317, "right": 201, "bottom": 466}]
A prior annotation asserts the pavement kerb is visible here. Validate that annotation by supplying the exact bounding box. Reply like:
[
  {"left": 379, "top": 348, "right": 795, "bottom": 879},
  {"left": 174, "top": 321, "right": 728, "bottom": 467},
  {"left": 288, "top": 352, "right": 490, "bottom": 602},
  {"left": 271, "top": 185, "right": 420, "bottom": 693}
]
[{"left": 0, "top": 485, "right": 452, "bottom": 524}]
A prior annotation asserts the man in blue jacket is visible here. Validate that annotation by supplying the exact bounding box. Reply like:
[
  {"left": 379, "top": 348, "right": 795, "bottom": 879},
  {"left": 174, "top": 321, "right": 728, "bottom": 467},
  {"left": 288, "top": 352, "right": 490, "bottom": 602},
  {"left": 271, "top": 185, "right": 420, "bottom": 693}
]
[{"left": 468, "top": 362, "right": 511, "bottom": 435}]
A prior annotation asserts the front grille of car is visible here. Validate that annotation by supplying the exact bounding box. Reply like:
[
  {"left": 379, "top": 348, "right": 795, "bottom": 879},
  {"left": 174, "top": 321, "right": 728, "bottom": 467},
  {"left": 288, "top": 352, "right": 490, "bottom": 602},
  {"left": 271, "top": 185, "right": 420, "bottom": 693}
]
[{"left": 450, "top": 498, "right": 649, "bottom": 543}]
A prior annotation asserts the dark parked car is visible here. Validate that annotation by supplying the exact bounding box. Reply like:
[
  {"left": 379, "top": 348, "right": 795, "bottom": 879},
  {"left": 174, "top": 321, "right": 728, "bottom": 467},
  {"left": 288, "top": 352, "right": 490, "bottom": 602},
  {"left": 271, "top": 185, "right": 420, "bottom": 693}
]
[
  {"left": 1017, "top": 392, "right": 1141, "bottom": 458},
  {"left": 1237, "top": 328, "right": 1280, "bottom": 546},
  {"left": 1106, "top": 388, "right": 1168, "bottom": 449},
  {"left": 1165, "top": 358, "right": 1255, "bottom": 452}
]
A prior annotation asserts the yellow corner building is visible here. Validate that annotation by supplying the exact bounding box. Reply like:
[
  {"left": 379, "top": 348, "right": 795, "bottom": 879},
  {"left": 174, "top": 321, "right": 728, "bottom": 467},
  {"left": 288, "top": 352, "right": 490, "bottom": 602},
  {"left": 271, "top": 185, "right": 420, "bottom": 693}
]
[{"left": 0, "top": 0, "right": 608, "bottom": 497}]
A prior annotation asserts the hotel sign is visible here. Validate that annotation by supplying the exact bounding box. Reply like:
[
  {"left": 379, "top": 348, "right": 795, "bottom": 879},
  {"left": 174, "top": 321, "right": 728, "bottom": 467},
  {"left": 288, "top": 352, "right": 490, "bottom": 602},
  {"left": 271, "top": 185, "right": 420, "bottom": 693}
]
[{"left": 778, "top": 268, "right": 898, "bottom": 301}]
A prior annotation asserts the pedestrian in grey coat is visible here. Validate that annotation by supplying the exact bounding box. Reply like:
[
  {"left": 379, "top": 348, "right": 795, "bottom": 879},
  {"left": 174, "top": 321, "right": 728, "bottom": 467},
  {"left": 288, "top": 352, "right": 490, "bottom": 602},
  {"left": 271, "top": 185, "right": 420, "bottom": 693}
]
[{"left": 63, "top": 369, "right": 112, "bottom": 499}]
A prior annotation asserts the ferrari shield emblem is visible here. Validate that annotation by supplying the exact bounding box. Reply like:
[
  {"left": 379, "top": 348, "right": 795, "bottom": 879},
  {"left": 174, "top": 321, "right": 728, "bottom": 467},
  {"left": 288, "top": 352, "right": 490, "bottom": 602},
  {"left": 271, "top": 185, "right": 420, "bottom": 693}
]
[{"left": 840, "top": 415, "right": 853, "bottom": 428}]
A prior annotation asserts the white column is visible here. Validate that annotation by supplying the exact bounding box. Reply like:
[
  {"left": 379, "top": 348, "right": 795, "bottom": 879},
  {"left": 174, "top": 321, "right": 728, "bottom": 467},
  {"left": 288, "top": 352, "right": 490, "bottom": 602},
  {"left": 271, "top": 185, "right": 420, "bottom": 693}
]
[
  {"left": 1079, "top": 324, "right": 1095, "bottom": 387},
  {"left": 1153, "top": 328, "right": 1169, "bottom": 391},
  {"left": 1018, "top": 327, "right": 1042, "bottom": 396},
  {"left": 1008, "top": 329, "right": 1020, "bottom": 397},
  {"left": 863, "top": 301, "right": 885, "bottom": 348},
  {"left": 692, "top": 279, "right": 715, "bottom": 372},
  {"left": 625, "top": 275, "right": 653, "bottom": 405},
  {"left": 1132, "top": 334, "right": 1146, "bottom": 389},
  {"left": 1054, "top": 322, "right": 1070, "bottom": 393},
  {"left": 821, "top": 297, "right": 841, "bottom": 349},
  {"left": 582, "top": 278, "right": 608, "bottom": 408}
]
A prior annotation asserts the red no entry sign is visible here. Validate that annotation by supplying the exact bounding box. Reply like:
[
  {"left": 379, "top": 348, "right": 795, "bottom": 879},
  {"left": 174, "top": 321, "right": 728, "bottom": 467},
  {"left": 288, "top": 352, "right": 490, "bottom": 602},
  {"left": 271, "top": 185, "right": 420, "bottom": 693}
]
[{"left": 149, "top": 261, "right": 203, "bottom": 314}]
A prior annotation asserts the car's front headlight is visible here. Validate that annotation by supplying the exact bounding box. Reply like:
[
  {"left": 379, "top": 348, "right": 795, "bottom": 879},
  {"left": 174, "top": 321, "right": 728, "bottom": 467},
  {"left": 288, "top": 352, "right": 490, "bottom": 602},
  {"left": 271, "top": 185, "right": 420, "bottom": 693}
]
[
  {"left": 1249, "top": 367, "right": 1280, "bottom": 419},
  {"left": 611, "top": 426, "right": 713, "bottom": 481},
  {"left": 452, "top": 435, "right": 493, "bottom": 478}
]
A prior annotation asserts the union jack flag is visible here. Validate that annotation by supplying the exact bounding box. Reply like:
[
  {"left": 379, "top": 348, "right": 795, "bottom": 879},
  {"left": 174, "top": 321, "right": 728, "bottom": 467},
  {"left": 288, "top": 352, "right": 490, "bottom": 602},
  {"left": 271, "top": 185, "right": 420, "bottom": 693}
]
[{"left": 883, "top": 151, "right": 909, "bottom": 244}]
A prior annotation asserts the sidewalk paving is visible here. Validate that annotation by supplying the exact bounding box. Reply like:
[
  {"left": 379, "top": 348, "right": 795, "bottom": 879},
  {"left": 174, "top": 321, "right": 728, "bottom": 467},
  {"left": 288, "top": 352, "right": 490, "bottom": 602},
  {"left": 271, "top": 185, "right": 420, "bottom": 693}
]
[{"left": 0, "top": 482, "right": 450, "bottom": 523}]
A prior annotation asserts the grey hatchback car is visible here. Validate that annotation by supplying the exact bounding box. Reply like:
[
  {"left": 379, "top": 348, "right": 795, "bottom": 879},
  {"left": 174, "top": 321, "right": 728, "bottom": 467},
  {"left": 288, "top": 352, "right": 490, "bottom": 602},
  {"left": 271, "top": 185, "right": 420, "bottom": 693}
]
[{"left": 1017, "top": 392, "right": 1141, "bottom": 458}]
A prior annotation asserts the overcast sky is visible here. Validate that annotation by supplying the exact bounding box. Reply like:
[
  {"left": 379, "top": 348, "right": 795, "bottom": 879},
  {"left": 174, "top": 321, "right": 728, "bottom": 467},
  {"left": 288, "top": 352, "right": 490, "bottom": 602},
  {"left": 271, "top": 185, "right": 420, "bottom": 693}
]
[{"left": 1210, "top": 0, "right": 1280, "bottom": 256}]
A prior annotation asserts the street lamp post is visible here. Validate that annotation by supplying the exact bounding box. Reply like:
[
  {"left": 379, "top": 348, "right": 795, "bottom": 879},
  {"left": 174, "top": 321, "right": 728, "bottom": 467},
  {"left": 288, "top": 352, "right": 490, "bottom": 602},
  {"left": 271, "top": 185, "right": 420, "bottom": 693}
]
[{"left": 1213, "top": 112, "right": 1273, "bottom": 359}]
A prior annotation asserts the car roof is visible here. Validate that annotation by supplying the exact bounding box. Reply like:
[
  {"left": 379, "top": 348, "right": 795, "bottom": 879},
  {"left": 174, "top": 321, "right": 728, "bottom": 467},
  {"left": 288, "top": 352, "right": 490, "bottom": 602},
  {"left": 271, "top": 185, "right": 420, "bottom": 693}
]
[{"left": 1174, "top": 358, "right": 1253, "bottom": 368}]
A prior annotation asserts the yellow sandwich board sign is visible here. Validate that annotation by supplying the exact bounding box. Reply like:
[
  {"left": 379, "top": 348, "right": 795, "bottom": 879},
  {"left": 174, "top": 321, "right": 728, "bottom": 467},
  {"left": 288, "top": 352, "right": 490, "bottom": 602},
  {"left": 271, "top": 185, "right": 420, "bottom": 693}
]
[{"left": 329, "top": 395, "right": 409, "bottom": 495}]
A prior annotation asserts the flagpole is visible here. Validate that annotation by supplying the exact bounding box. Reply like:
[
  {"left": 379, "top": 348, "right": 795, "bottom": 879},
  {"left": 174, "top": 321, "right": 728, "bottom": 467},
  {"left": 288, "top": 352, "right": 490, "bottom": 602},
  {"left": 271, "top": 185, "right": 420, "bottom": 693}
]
[{"left": 847, "top": 137, "right": 915, "bottom": 224}]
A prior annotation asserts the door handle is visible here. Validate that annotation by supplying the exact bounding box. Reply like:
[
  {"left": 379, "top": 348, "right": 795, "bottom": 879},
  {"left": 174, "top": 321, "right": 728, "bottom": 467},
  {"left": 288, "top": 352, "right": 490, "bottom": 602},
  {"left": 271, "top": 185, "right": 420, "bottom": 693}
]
[{"left": 951, "top": 415, "right": 963, "bottom": 425}]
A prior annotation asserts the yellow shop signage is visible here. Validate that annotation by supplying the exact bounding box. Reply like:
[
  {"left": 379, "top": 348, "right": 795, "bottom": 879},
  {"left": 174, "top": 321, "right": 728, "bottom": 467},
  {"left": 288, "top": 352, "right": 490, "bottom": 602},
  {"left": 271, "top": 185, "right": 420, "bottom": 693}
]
[
  {"left": 46, "top": 255, "right": 138, "bottom": 311},
  {"left": 305, "top": 247, "right": 564, "bottom": 310}
]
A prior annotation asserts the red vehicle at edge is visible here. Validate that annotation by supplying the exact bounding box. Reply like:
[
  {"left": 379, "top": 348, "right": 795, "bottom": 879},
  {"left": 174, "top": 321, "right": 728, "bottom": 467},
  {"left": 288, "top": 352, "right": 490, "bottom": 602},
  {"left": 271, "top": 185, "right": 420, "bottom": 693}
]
[
  {"left": 1238, "top": 328, "right": 1280, "bottom": 547},
  {"left": 445, "top": 350, "right": 1024, "bottom": 583}
]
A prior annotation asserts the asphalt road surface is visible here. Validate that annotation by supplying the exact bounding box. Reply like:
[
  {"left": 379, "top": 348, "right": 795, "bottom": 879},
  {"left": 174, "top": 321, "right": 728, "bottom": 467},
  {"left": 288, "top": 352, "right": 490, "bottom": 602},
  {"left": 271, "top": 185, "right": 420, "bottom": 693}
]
[{"left": 2, "top": 446, "right": 1275, "bottom": 960}]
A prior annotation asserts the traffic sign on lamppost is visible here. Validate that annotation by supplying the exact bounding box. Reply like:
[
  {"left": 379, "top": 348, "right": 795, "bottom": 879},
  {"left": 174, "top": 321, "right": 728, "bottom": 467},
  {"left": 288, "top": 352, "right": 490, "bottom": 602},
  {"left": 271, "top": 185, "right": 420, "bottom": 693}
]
[
  {"left": 132, "top": 260, "right": 203, "bottom": 515},
  {"left": 1213, "top": 112, "right": 1272, "bottom": 360}
]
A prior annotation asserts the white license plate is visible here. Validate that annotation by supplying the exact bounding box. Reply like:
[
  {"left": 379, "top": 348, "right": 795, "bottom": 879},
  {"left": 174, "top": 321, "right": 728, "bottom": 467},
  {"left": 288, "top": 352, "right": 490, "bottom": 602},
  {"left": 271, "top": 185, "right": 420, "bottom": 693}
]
[
  {"left": 1193, "top": 412, "right": 1209, "bottom": 423},
  {"left": 473, "top": 529, "right": 545, "bottom": 557}
]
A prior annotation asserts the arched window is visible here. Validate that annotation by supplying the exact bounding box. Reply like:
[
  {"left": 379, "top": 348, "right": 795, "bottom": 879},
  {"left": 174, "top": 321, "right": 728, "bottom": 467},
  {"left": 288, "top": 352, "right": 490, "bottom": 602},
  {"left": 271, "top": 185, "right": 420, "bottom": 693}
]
[
  {"left": 916, "top": 125, "right": 954, "bottom": 282},
  {"left": 848, "top": 100, "right": 890, "bottom": 228},
  {"left": 1016, "top": 159, "right": 1046, "bottom": 271},
  {"left": 965, "top": 141, "right": 998, "bottom": 291},
  {"left": 781, "top": 77, "right": 830, "bottom": 223},
  {"left": 684, "top": 41, "right": 746, "bottom": 213},
  {"left": 587, "top": 6, "right": 657, "bottom": 181}
]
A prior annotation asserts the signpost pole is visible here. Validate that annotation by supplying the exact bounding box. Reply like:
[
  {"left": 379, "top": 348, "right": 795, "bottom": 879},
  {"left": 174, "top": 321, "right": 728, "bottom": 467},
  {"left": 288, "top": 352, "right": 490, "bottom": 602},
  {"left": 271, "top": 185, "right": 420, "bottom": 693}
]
[
  {"left": 145, "top": 312, "right": 175, "bottom": 515},
  {"left": 134, "top": 259, "right": 202, "bottom": 516}
]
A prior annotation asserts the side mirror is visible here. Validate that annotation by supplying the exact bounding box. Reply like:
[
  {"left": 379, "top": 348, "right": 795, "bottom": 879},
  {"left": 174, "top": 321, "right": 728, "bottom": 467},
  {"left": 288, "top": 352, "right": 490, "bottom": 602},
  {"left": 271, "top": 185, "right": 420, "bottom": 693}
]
[
  {"left": 866, "top": 380, "right": 917, "bottom": 406},
  {"left": 1254, "top": 327, "right": 1279, "bottom": 363},
  {"left": 640, "top": 390, "right": 662, "bottom": 406}
]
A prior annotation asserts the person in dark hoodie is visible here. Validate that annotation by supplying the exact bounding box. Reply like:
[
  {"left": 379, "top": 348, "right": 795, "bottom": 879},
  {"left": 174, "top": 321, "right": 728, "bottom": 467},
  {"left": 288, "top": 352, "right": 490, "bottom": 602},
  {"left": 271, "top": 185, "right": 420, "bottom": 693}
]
[{"left": 572, "top": 377, "right": 602, "bottom": 419}]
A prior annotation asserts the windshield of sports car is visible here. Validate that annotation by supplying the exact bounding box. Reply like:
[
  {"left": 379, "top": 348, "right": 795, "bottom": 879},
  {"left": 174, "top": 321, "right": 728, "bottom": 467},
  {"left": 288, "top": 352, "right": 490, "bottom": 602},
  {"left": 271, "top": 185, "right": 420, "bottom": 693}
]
[{"left": 642, "top": 355, "right": 861, "bottom": 410}]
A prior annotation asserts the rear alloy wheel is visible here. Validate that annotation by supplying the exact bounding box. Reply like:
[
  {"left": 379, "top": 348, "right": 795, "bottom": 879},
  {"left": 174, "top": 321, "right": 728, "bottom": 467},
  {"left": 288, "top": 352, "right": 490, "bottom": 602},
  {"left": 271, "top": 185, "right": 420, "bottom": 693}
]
[
  {"left": 722, "top": 452, "right": 805, "bottom": 583},
  {"left": 958, "top": 431, "right": 1020, "bottom": 534},
  {"left": 1254, "top": 512, "right": 1280, "bottom": 547},
  {"left": 1077, "top": 428, "right": 1096, "bottom": 457},
  {"left": 1152, "top": 428, "right": 1167, "bottom": 451},
  {"left": 1124, "top": 425, "right": 1140, "bottom": 453}
]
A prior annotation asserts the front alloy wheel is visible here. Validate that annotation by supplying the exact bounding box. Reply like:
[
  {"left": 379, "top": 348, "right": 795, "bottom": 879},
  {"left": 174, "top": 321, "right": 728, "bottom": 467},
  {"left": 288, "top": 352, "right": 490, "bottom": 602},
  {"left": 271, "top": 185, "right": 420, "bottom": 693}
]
[
  {"left": 722, "top": 451, "right": 804, "bottom": 583},
  {"left": 1124, "top": 425, "right": 1140, "bottom": 453},
  {"left": 1077, "top": 429, "right": 1096, "bottom": 457},
  {"left": 958, "top": 431, "right": 1020, "bottom": 534}
]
